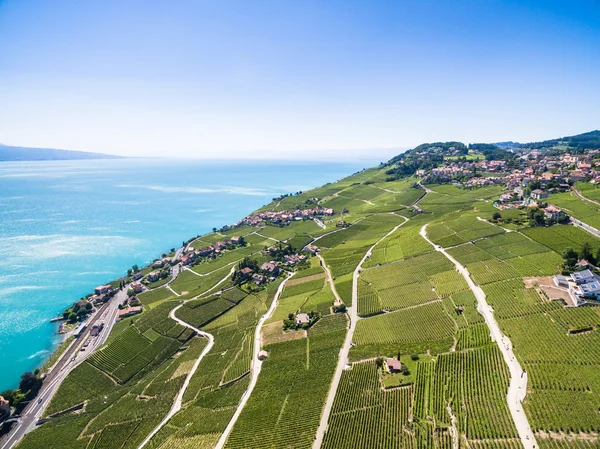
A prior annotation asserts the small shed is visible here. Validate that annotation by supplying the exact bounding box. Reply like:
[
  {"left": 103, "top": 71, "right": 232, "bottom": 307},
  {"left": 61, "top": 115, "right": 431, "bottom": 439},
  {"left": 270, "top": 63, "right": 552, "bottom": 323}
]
[{"left": 258, "top": 350, "right": 268, "bottom": 360}]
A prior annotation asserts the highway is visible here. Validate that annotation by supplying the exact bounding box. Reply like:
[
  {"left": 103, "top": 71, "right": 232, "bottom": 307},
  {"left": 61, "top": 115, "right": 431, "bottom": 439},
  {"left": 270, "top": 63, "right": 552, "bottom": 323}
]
[{"left": 0, "top": 287, "right": 128, "bottom": 449}]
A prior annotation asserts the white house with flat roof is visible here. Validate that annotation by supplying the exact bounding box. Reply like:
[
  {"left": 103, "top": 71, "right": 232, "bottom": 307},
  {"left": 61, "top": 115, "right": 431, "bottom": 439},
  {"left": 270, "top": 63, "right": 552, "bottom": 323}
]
[{"left": 571, "top": 269, "right": 596, "bottom": 284}]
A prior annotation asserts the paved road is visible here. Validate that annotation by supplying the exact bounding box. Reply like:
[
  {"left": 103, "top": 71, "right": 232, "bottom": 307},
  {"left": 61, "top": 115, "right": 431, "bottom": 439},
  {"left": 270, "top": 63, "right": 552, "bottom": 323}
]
[
  {"left": 1, "top": 288, "right": 127, "bottom": 449},
  {"left": 312, "top": 215, "right": 408, "bottom": 449},
  {"left": 573, "top": 186, "right": 600, "bottom": 207},
  {"left": 569, "top": 216, "right": 600, "bottom": 239},
  {"left": 420, "top": 224, "right": 537, "bottom": 449},
  {"left": 214, "top": 272, "right": 294, "bottom": 449}
]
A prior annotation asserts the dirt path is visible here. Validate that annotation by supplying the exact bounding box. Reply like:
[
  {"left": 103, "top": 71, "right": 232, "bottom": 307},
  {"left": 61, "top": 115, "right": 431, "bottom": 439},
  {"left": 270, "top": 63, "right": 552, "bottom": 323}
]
[
  {"left": 312, "top": 215, "right": 408, "bottom": 449},
  {"left": 420, "top": 224, "right": 537, "bottom": 449},
  {"left": 214, "top": 273, "right": 294, "bottom": 449},
  {"left": 573, "top": 186, "right": 600, "bottom": 207},
  {"left": 316, "top": 253, "right": 343, "bottom": 305},
  {"left": 476, "top": 216, "right": 514, "bottom": 233}
]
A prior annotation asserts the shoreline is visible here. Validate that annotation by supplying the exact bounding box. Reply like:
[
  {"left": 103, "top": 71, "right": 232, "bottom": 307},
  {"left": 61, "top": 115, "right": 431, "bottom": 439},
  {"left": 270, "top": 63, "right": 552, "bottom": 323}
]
[{"left": 5, "top": 164, "right": 366, "bottom": 393}]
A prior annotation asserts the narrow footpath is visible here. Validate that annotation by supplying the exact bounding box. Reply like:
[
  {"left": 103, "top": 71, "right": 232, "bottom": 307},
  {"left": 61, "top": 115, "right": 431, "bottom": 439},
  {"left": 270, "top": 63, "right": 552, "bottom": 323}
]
[
  {"left": 419, "top": 224, "right": 537, "bottom": 449},
  {"left": 214, "top": 272, "right": 294, "bottom": 449},
  {"left": 316, "top": 253, "right": 342, "bottom": 305},
  {"left": 312, "top": 215, "right": 408, "bottom": 449}
]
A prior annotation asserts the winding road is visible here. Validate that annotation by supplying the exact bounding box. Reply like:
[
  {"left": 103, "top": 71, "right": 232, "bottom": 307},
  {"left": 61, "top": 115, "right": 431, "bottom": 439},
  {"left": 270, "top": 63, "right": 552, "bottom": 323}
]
[
  {"left": 136, "top": 267, "right": 235, "bottom": 449},
  {"left": 312, "top": 214, "right": 408, "bottom": 449},
  {"left": 214, "top": 272, "right": 294, "bottom": 449},
  {"left": 419, "top": 224, "right": 537, "bottom": 449}
]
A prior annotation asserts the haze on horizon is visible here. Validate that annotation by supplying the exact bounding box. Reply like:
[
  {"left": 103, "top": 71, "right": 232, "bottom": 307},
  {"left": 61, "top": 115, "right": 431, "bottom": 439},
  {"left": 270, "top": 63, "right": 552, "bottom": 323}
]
[{"left": 0, "top": 0, "right": 599, "bottom": 161}]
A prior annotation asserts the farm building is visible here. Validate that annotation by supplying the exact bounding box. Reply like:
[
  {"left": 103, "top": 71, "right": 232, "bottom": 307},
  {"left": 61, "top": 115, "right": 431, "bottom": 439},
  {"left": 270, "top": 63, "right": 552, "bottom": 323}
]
[
  {"left": 118, "top": 306, "right": 143, "bottom": 320},
  {"left": 239, "top": 267, "right": 254, "bottom": 277},
  {"left": 252, "top": 273, "right": 266, "bottom": 286},
  {"left": 296, "top": 313, "right": 310, "bottom": 326},
  {"left": 260, "top": 261, "right": 280, "bottom": 277},
  {"left": 384, "top": 358, "right": 402, "bottom": 373}
]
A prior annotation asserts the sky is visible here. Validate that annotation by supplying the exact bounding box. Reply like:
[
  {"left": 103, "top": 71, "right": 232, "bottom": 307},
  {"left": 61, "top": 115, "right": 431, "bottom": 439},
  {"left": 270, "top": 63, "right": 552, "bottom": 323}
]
[{"left": 0, "top": 0, "right": 599, "bottom": 160}]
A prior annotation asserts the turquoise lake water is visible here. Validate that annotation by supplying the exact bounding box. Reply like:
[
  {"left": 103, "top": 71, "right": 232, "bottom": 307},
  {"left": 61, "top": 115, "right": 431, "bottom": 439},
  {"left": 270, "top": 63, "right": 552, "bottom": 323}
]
[{"left": 0, "top": 158, "right": 372, "bottom": 391}]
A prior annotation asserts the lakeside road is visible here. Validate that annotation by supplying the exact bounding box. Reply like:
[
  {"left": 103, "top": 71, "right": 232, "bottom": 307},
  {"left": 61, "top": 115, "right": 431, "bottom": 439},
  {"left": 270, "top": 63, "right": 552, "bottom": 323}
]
[
  {"left": 420, "top": 224, "right": 537, "bottom": 449},
  {"left": 1, "top": 288, "right": 127, "bottom": 449},
  {"left": 312, "top": 214, "right": 408, "bottom": 449}
]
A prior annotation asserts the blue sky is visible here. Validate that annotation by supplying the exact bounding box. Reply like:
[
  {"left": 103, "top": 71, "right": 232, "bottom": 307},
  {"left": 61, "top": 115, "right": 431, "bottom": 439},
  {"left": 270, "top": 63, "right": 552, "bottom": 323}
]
[{"left": 0, "top": 0, "right": 599, "bottom": 160}]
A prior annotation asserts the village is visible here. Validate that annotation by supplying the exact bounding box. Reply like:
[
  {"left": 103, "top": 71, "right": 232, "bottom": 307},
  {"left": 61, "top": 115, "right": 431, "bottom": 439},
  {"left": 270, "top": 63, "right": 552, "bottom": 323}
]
[{"left": 236, "top": 207, "right": 334, "bottom": 227}]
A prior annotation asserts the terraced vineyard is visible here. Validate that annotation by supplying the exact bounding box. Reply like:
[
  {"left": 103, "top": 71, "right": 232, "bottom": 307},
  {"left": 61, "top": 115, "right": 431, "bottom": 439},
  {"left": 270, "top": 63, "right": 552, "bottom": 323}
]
[{"left": 18, "top": 159, "right": 600, "bottom": 449}]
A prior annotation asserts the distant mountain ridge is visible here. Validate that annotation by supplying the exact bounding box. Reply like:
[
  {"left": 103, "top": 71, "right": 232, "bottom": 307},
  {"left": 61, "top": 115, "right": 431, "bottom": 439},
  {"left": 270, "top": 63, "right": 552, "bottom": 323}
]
[
  {"left": 0, "top": 144, "right": 122, "bottom": 161},
  {"left": 520, "top": 129, "right": 600, "bottom": 150}
]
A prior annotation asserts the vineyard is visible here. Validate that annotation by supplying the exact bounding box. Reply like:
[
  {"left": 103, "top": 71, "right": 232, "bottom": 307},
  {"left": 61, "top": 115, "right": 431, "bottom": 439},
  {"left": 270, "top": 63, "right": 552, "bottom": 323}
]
[
  {"left": 20, "top": 160, "right": 600, "bottom": 449},
  {"left": 522, "top": 224, "right": 600, "bottom": 256},
  {"left": 364, "top": 223, "right": 433, "bottom": 267},
  {"left": 322, "top": 361, "right": 414, "bottom": 449},
  {"left": 358, "top": 251, "right": 466, "bottom": 316},
  {"left": 223, "top": 321, "right": 347, "bottom": 449},
  {"left": 426, "top": 213, "right": 505, "bottom": 247},
  {"left": 88, "top": 325, "right": 182, "bottom": 383},
  {"left": 351, "top": 301, "right": 456, "bottom": 359}
]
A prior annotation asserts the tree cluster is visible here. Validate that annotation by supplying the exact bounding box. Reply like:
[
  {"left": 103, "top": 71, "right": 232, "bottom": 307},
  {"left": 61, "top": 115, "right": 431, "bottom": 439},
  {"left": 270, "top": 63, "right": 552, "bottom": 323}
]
[{"left": 562, "top": 242, "right": 599, "bottom": 272}]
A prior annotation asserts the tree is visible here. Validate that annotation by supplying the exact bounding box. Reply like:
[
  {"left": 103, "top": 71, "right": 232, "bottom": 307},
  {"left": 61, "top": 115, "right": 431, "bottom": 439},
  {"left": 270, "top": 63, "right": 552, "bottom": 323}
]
[
  {"left": 68, "top": 312, "right": 77, "bottom": 323},
  {"left": 581, "top": 242, "right": 594, "bottom": 264},
  {"left": 127, "top": 268, "right": 132, "bottom": 276},
  {"left": 132, "top": 264, "right": 139, "bottom": 273},
  {"left": 562, "top": 247, "right": 578, "bottom": 270},
  {"left": 238, "top": 236, "right": 247, "bottom": 247},
  {"left": 85, "top": 302, "right": 93, "bottom": 311},
  {"left": 212, "top": 227, "right": 217, "bottom": 233},
  {"left": 492, "top": 212, "right": 502, "bottom": 221},
  {"left": 19, "top": 372, "right": 37, "bottom": 392}
]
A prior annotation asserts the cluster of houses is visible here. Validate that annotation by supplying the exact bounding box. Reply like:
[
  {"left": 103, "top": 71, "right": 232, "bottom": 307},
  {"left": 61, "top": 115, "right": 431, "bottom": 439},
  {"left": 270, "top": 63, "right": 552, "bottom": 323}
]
[
  {"left": 117, "top": 293, "right": 143, "bottom": 320},
  {"left": 237, "top": 207, "right": 334, "bottom": 227},
  {"left": 418, "top": 147, "right": 600, "bottom": 194},
  {"left": 180, "top": 236, "right": 242, "bottom": 267},
  {"left": 554, "top": 268, "right": 600, "bottom": 306},
  {"left": 237, "top": 260, "right": 282, "bottom": 286}
]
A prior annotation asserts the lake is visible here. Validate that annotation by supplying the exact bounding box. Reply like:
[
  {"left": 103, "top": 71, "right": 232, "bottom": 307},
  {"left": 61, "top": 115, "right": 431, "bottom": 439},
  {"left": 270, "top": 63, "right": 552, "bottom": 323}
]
[{"left": 0, "top": 157, "right": 372, "bottom": 391}]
